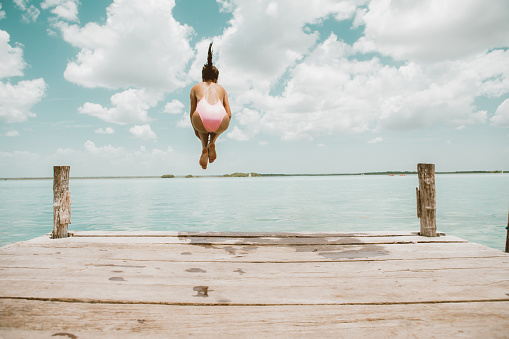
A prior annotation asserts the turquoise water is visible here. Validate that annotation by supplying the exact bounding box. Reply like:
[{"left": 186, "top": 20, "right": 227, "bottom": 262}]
[{"left": 1, "top": 174, "right": 508, "bottom": 250}]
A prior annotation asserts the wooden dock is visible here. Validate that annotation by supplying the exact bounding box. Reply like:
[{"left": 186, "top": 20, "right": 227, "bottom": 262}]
[{"left": 1, "top": 231, "right": 509, "bottom": 338}]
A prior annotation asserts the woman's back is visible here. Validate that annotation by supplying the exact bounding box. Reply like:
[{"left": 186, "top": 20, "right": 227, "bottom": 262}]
[{"left": 194, "top": 82, "right": 226, "bottom": 105}]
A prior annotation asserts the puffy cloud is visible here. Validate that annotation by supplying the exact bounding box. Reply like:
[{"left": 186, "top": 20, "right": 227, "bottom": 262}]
[
  {"left": 189, "top": 0, "right": 364, "bottom": 99},
  {"left": 13, "top": 0, "right": 40, "bottom": 23},
  {"left": 187, "top": 0, "right": 507, "bottom": 141},
  {"left": 491, "top": 99, "right": 509, "bottom": 127},
  {"left": 94, "top": 127, "right": 115, "bottom": 134},
  {"left": 176, "top": 113, "right": 191, "bottom": 128},
  {"left": 0, "top": 150, "right": 42, "bottom": 177},
  {"left": 46, "top": 142, "right": 190, "bottom": 177},
  {"left": 226, "top": 108, "right": 261, "bottom": 141},
  {"left": 59, "top": 0, "right": 193, "bottom": 91},
  {"left": 78, "top": 88, "right": 162, "bottom": 125},
  {"left": 129, "top": 124, "right": 157, "bottom": 140},
  {"left": 162, "top": 99, "right": 185, "bottom": 114},
  {"left": 41, "top": 0, "right": 80, "bottom": 22},
  {"left": 0, "top": 29, "right": 47, "bottom": 123},
  {"left": 84, "top": 140, "right": 126, "bottom": 157},
  {"left": 0, "top": 4, "right": 6, "bottom": 20},
  {"left": 356, "top": 0, "right": 509, "bottom": 62},
  {"left": 226, "top": 31, "right": 506, "bottom": 140},
  {"left": 5, "top": 130, "right": 20, "bottom": 137},
  {"left": 185, "top": 0, "right": 373, "bottom": 141},
  {"left": 190, "top": 1, "right": 508, "bottom": 141},
  {"left": 216, "top": 0, "right": 235, "bottom": 13},
  {"left": 368, "top": 137, "right": 383, "bottom": 144},
  {"left": 0, "top": 30, "right": 26, "bottom": 78},
  {"left": 0, "top": 78, "right": 47, "bottom": 123},
  {"left": 476, "top": 49, "right": 509, "bottom": 98}
]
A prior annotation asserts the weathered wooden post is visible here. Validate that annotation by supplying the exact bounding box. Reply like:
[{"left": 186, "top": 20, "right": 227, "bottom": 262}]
[
  {"left": 416, "top": 163, "right": 437, "bottom": 237},
  {"left": 53, "top": 166, "right": 71, "bottom": 239},
  {"left": 505, "top": 208, "right": 509, "bottom": 253}
]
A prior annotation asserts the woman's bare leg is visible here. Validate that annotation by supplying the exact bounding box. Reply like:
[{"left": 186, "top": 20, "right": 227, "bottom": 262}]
[
  {"left": 208, "top": 135, "right": 217, "bottom": 163},
  {"left": 208, "top": 115, "right": 230, "bottom": 163},
  {"left": 192, "top": 111, "right": 211, "bottom": 169},
  {"left": 197, "top": 132, "right": 209, "bottom": 169}
]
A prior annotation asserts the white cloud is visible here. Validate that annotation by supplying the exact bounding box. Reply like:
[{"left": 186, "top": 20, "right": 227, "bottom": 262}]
[
  {"left": 78, "top": 88, "right": 162, "bottom": 125},
  {"left": 216, "top": 0, "right": 235, "bottom": 13},
  {"left": 176, "top": 113, "right": 191, "bottom": 129},
  {"left": 94, "top": 127, "right": 115, "bottom": 134},
  {"left": 195, "top": 0, "right": 509, "bottom": 141},
  {"left": 0, "top": 150, "right": 42, "bottom": 177},
  {"left": 59, "top": 0, "right": 193, "bottom": 91},
  {"left": 45, "top": 142, "right": 190, "bottom": 177},
  {"left": 189, "top": 0, "right": 363, "bottom": 99},
  {"left": 185, "top": 0, "right": 372, "bottom": 141},
  {"left": 129, "top": 124, "right": 157, "bottom": 140},
  {"left": 41, "top": 0, "right": 80, "bottom": 22},
  {"left": 55, "top": 147, "right": 77, "bottom": 156},
  {"left": 5, "top": 130, "right": 20, "bottom": 137},
  {"left": 476, "top": 49, "right": 509, "bottom": 98},
  {"left": 491, "top": 99, "right": 509, "bottom": 127},
  {"left": 265, "top": 2, "right": 278, "bottom": 16},
  {"left": 0, "top": 78, "right": 47, "bottom": 123},
  {"left": 226, "top": 108, "right": 261, "bottom": 141},
  {"left": 227, "top": 31, "right": 506, "bottom": 140},
  {"left": 13, "top": 0, "right": 40, "bottom": 23},
  {"left": 0, "top": 30, "right": 26, "bottom": 78},
  {"left": 0, "top": 29, "right": 47, "bottom": 123},
  {"left": 356, "top": 0, "right": 509, "bottom": 62},
  {"left": 368, "top": 137, "right": 383, "bottom": 144},
  {"left": 0, "top": 4, "right": 6, "bottom": 20},
  {"left": 162, "top": 99, "right": 185, "bottom": 114},
  {"left": 84, "top": 140, "right": 126, "bottom": 157}
]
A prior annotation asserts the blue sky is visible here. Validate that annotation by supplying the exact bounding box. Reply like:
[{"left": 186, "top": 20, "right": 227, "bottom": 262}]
[{"left": 0, "top": 0, "right": 508, "bottom": 177}]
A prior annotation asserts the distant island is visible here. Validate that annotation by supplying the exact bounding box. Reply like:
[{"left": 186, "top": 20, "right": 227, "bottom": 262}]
[
  {"left": 160, "top": 170, "right": 506, "bottom": 179},
  {"left": 2, "top": 170, "right": 505, "bottom": 180}
]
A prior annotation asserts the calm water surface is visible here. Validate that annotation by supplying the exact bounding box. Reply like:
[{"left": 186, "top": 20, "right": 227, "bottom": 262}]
[{"left": 1, "top": 174, "right": 508, "bottom": 250}]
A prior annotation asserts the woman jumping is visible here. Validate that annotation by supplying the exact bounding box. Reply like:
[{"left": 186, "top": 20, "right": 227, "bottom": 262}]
[{"left": 190, "top": 43, "right": 232, "bottom": 169}]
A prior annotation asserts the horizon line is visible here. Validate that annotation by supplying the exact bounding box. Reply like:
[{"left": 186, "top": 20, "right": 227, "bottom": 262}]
[{"left": 1, "top": 170, "right": 506, "bottom": 180}]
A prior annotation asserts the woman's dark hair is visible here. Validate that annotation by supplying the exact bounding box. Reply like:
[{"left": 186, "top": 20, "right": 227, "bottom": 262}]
[{"left": 202, "top": 42, "right": 219, "bottom": 81}]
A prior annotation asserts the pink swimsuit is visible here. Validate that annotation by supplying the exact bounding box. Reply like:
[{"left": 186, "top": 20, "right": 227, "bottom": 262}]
[{"left": 196, "top": 84, "right": 227, "bottom": 133}]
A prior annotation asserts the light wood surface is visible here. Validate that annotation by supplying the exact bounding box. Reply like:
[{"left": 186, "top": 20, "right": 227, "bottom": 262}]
[{"left": 1, "top": 231, "right": 508, "bottom": 338}]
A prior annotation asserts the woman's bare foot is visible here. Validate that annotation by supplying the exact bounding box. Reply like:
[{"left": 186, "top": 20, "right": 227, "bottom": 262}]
[
  {"left": 200, "top": 148, "right": 208, "bottom": 169},
  {"left": 208, "top": 143, "right": 217, "bottom": 163}
]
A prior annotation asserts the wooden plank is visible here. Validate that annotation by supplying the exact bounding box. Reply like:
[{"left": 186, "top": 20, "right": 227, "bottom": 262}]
[
  {"left": 1, "top": 299, "right": 509, "bottom": 338},
  {"left": 66, "top": 230, "right": 446, "bottom": 238},
  {"left": 1, "top": 241, "right": 504, "bottom": 264},
  {"left": 2, "top": 257, "right": 508, "bottom": 280},
  {"left": 1, "top": 231, "right": 508, "bottom": 337},
  {"left": 6, "top": 234, "right": 467, "bottom": 246},
  {"left": 1, "top": 260, "right": 508, "bottom": 304},
  {"left": 2, "top": 254, "right": 507, "bottom": 272}
]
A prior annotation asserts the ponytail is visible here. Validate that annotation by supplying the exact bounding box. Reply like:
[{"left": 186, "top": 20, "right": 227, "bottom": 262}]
[
  {"left": 202, "top": 42, "right": 219, "bottom": 81},
  {"left": 206, "top": 42, "right": 213, "bottom": 69}
]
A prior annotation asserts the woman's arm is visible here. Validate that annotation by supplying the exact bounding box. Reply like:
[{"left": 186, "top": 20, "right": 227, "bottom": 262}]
[
  {"left": 190, "top": 86, "right": 199, "bottom": 137},
  {"left": 190, "top": 86, "right": 197, "bottom": 121},
  {"left": 223, "top": 91, "right": 232, "bottom": 120}
]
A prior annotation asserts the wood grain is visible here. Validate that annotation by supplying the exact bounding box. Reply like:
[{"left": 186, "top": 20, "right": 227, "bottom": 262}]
[{"left": 1, "top": 231, "right": 508, "bottom": 337}]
